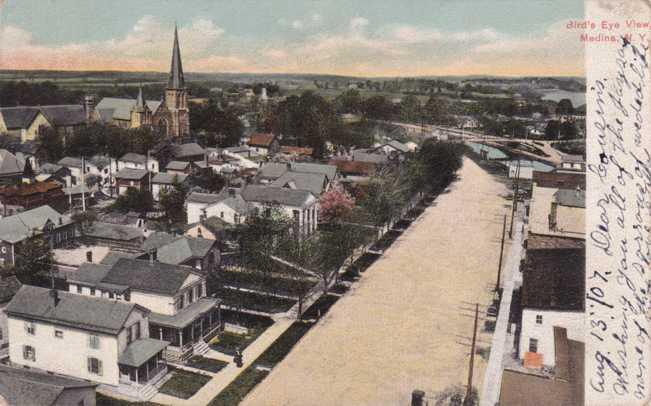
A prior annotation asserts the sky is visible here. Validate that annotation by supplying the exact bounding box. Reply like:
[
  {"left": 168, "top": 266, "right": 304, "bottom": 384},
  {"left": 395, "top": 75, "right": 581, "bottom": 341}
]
[{"left": 0, "top": 0, "right": 585, "bottom": 77}]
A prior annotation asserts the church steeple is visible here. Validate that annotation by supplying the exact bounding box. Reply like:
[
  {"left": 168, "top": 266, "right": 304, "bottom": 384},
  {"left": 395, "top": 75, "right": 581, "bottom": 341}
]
[
  {"left": 134, "top": 87, "right": 146, "bottom": 112},
  {"left": 168, "top": 24, "right": 185, "bottom": 89}
]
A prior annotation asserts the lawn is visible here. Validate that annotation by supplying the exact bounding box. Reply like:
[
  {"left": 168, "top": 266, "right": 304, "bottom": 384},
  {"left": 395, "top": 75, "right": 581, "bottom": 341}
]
[
  {"left": 96, "top": 394, "right": 163, "bottom": 406},
  {"left": 158, "top": 368, "right": 212, "bottom": 399},
  {"left": 219, "top": 270, "right": 316, "bottom": 298},
  {"left": 352, "top": 252, "right": 381, "bottom": 273},
  {"left": 370, "top": 230, "right": 402, "bottom": 252},
  {"left": 301, "top": 294, "right": 340, "bottom": 320},
  {"left": 217, "top": 287, "right": 296, "bottom": 313},
  {"left": 210, "top": 331, "right": 250, "bottom": 355},
  {"left": 187, "top": 355, "right": 229, "bottom": 373},
  {"left": 208, "top": 367, "right": 269, "bottom": 406},
  {"left": 255, "top": 322, "right": 313, "bottom": 367},
  {"left": 330, "top": 283, "right": 349, "bottom": 295}
]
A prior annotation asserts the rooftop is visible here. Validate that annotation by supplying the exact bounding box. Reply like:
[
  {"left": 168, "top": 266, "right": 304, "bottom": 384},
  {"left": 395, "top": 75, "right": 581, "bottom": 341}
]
[
  {"left": 186, "top": 192, "right": 223, "bottom": 205},
  {"left": 166, "top": 161, "right": 191, "bottom": 171},
  {"left": 152, "top": 172, "right": 188, "bottom": 185},
  {"left": 149, "top": 297, "right": 219, "bottom": 329},
  {"left": 248, "top": 133, "right": 276, "bottom": 147},
  {"left": 103, "top": 258, "right": 194, "bottom": 296},
  {"left": 83, "top": 222, "right": 143, "bottom": 242},
  {"left": 114, "top": 167, "right": 148, "bottom": 180},
  {"left": 96, "top": 97, "right": 161, "bottom": 122},
  {"left": 6, "top": 285, "right": 143, "bottom": 334},
  {"left": 119, "top": 338, "right": 169, "bottom": 367},
  {"left": 271, "top": 171, "right": 328, "bottom": 196},
  {"left": 241, "top": 184, "right": 314, "bottom": 208},
  {"left": 0, "top": 149, "right": 25, "bottom": 176},
  {"left": 0, "top": 205, "right": 72, "bottom": 244},
  {"left": 119, "top": 152, "right": 148, "bottom": 164},
  {"left": 532, "top": 171, "right": 585, "bottom": 189},
  {"left": 173, "top": 143, "right": 205, "bottom": 158}
]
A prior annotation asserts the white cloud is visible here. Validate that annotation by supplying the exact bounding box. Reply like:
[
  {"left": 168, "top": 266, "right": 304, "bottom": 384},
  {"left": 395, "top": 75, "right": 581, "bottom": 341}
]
[
  {"left": 350, "top": 17, "right": 369, "bottom": 32},
  {"left": 291, "top": 20, "right": 304, "bottom": 30}
]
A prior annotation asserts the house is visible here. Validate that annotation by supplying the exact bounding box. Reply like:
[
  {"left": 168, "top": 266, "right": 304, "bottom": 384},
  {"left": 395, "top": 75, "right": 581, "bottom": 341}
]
[
  {"left": 500, "top": 327, "right": 584, "bottom": 406},
  {"left": 184, "top": 217, "right": 234, "bottom": 241},
  {"left": 36, "top": 163, "right": 72, "bottom": 186},
  {"left": 6, "top": 285, "right": 168, "bottom": 399},
  {"left": 351, "top": 149, "right": 389, "bottom": 164},
  {"left": 80, "top": 222, "right": 144, "bottom": 252},
  {"left": 255, "top": 162, "right": 337, "bottom": 190},
  {"left": 558, "top": 155, "right": 585, "bottom": 172},
  {"left": 0, "top": 180, "right": 65, "bottom": 211},
  {"left": 519, "top": 248, "right": 584, "bottom": 367},
  {"left": 186, "top": 189, "right": 248, "bottom": 225},
  {"left": 172, "top": 143, "right": 206, "bottom": 162},
  {"left": 279, "top": 146, "right": 314, "bottom": 159},
  {"left": 270, "top": 171, "right": 329, "bottom": 197},
  {"left": 57, "top": 156, "right": 112, "bottom": 190},
  {"left": 151, "top": 172, "right": 188, "bottom": 201},
  {"left": 0, "top": 364, "right": 98, "bottom": 406},
  {"left": 241, "top": 185, "right": 318, "bottom": 237},
  {"left": 114, "top": 168, "right": 150, "bottom": 195},
  {"left": 508, "top": 160, "right": 534, "bottom": 180},
  {"left": 118, "top": 153, "right": 159, "bottom": 173},
  {"left": 372, "top": 140, "right": 410, "bottom": 159},
  {"left": 165, "top": 160, "right": 192, "bottom": 175},
  {"left": 0, "top": 274, "right": 21, "bottom": 356},
  {"left": 0, "top": 205, "right": 76, "bottom": 266},
  {"left": 528, "top": 171, "right": 585, "bottom": 240},
  {"left": 0, "top": 105, "right": 88, "bottom": 142},
  {"left": 256, "top": 162, "right": 291, "bottom": 183},
  {"left": 329, "top": 159, "right": 376, "bottom": 181},
  {"left": 247, "top": 133, "right": 280, "bottom": 156},
  {"left": 141, "top": 232, "right": 220, "bottom": 273},
  {"left": 0, "top": 149, "right": 26, "bottom": 185},
  {"left": 67, "top": 258, "right": 222, "bottom": 363}
]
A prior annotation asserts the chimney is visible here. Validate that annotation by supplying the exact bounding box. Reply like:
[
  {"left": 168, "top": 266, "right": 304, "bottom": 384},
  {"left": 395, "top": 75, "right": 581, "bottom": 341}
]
[
  {"left": 83, "top": 95, "right": 95, "bottom": 122},
  {"left": 86, "top": 250, "right": 93, "bottom": 263},
  {"left": 49, "top": 289, "right": 60, "bottom": 307}
]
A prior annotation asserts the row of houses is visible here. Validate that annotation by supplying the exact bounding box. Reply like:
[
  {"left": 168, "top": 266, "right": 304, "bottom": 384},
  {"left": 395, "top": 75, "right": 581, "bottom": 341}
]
[{"left": 499, "top": 162, "right": 586, "bottom": 406}]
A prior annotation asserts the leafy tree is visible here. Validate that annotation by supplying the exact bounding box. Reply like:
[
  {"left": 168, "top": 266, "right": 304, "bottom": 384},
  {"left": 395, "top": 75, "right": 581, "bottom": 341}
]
[
  {"left": 13, "top": 237, "right": 53, "bottom": 285},
  {"left": 334, "top": 89, "right": 362, "bottom": 114},
  {"left": 415, "top": 139, "right": 465, "bottom": 191},
  {"left": 400, "top": 95, "right": 421, "bottom": 123},
  {"left": 544, "top": 120, "right": 561, "bottom": 140},
  {"left": 36, "top": 127, "right": 65, "bottom": 162},
  {"left": 556, "top": 98, "right": 575, "bottom": 115},
  {"left": 159, "top": 179, "right": 188, "bottom": 223},
  {"left": 191, "top": 171, "right": 226, "bottom": 193},
  {"left": 113, "top": 187, "right": 153, "bottom": 214},
  {"left": 72, "top": 209, "right": 98, "bottom": 233},
  {"left": 361, "top": 95, "right": 396, "bottom": 120},
  {"left": 319, "top": 187, "right": 355, "bottom": 223},
  {"left": 560, "top": 121, "right": 579, "bottom": 140},
  {"left": 190, "top": 102, "right": 244, "bottom": 147}
]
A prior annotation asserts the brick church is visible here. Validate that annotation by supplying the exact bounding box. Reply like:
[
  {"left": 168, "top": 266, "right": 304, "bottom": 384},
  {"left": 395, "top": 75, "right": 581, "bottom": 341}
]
[{"left": 94, "top": 26, "right": 190, "bottom": 138}]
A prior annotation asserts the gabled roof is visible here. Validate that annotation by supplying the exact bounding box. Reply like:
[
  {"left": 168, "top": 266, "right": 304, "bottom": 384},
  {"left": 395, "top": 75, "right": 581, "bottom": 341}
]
[
  {"left": 119, "top": 338, "right": 169, "bottom": 367},
  {"left": 186, "top": 192, "right": 222, "bottom": 204},
  {"left": 152, "top": 172, "right": 188, "bottom": 185},
  {"left": 6, "top": 285, "right": 142, "bottom": 334},
  {"left": 522, "top": 248, "right": 585, "bottom": 311},
  {"left": 103, "top": 258, "right": 194, "bottom": 296},
  {"left": 119, "top": 152, "right": 148, "bottom": 164},
  {"left": 0, "top": 364, "right": 97, "bottom": 406},
  {"left": 280, "top": 146, "right": 313, "bottom": 156},
  {"left": 57, "top": 156, "right": 83, "bottom": 168},
  {"left": 381, "top": 140, "right": 410, "bottom": 153},
  {"left": 115, "top": 167, "right": 148, "bottom": 180},
  {"left": 241, "top": 185, "right": 314, "bottom": 208},
  {"left": 173, "top": 143, "right": 205, "bottom": 158},
  {"left": 257, "top": 162, "right": 289, "bottom": 180},
  {"left": 0, "top": 180, "right": 62, "bottom": 198},
  {"left": 0, "top": 205, "right": 72, "bottom": 244},
  {"left": 0, "top": 107, "right": 41, "bottom": 130},
  {"left": 248, "top": 133, "right": 276, "bottom": 147},
  {"left": 290, "top": 162, "right": 337, "bottom": 181},
  {"left": 271, "top": 171, "right": 327, "bottom": 196},
  {"left": 0, "top": 149, "right": 25, "bottom": 176},
  {"left": 166, "top": 161, "right": 191, "bottom": 171},
  {"left": 96, "top": 97, "right": 161, "bottom": 122},
  {"left": 142, "top": 231, "right": 177, "bottom": 252},
  {"left": 352, "top": 150, "right": 389, "bottom": 164},
  {"left": 38, "top": 105, "right": 86, "bottom": 127},
  {"left": 328, "top": 159, "right": 376, "bottom": 176},
  {"left": 156, "top": 236, "right": 216, "bottom": 266}
]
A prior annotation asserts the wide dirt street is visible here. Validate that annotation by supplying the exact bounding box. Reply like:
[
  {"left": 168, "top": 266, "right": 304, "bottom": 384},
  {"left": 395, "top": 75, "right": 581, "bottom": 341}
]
[{"left": 243, "top": 157, "right": 510, "bottom": 406}]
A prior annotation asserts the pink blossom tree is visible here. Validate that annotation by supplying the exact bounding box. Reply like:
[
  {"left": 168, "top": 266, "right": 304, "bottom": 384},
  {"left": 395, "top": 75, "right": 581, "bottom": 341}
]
[{"left": 319, "top": 186, "right": 355, "bottom": 223}]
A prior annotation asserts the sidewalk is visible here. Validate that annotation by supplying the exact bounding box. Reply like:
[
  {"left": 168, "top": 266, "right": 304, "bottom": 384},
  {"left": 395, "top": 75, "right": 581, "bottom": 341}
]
[{"left": 480, "top": 210, "right": 525, "bottom": 406}]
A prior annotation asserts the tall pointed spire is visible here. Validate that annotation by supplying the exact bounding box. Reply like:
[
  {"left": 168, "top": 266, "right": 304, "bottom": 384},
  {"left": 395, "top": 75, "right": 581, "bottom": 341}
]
[
  {"left": 134, "top": 87, "right": 145, "bottom": 111},
  {"left": 168, "top": 24, "right": 185, "bottom": 89}
]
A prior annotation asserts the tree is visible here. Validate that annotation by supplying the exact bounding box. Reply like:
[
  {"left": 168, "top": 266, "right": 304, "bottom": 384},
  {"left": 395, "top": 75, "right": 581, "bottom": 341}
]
[
  {"left": 556, "top": 98, "right": 574, "bottom": 115},
  {"left": 560, "top": 121, "right": 579, "bottom": 140},
  {"left": 400, "top": 95, "right": 421, "bottom": 123},
  {"left": 361, "top": 95, "right": 396, "bottom": 120},
  {"left": 71, "top": 209, "right": 97, "bottom": 233},
  {"left": 159, "top": 179, "right": 188, "bottom": 224},
  {"left": 544, "top": 120, "right": 561, "bottom": 140},
  {"left": 13, "top": 237, "right": 53, "bottom": 285},
  {"left": 191, "top": 171, "right": 226, "bottom": 193},
  {"left": 319, "top": 187, "right": 355, "bottom": 223},
  {"left": 36, "top": 127, "right": 65, "bottom": 162},
  {"left": 334, "top": 89, "right": 362, "bottom": 114},
  {"left": 190, "top": 102, "right": 244, "bottom": 147},
  {"left": 113, "top": 187, "right": 153, "bottom": 214}
]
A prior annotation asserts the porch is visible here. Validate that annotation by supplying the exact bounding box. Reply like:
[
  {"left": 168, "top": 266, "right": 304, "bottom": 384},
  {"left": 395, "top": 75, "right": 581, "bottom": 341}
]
[
  {"left": 117, "top": 338, "right": 169, "bottom": 399},
  {"left": 149, "top": 297, "right": 223, "bottom": 362}
]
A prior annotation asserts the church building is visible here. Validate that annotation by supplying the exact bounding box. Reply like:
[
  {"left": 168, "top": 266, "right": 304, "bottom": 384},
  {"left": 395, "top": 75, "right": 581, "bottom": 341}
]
[{"left": 95, "top": 26, "right": 190, "bottom": 138}]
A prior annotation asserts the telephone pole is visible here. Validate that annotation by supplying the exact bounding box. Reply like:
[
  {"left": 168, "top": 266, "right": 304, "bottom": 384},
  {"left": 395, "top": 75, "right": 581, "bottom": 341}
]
[
  {"left": 496, "top": 214, "right": 506, "bottom": 292},
  {"left": 509, "top": 159, "right": 520, "bottom": 238},
  {"left": 81, "top": 156, "right": 86, "bottom": 212},
  {"left": 464, "top": 303, "right": 479, "bottom": 406}
]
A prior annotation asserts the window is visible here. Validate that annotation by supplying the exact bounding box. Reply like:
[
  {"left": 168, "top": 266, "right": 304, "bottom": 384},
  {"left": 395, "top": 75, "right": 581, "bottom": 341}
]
[
  {"left": 126, "top": 327, "right": 132, "bottom": 344},
  {"left": 0, "top": 328, "right": 3, "bottom": 341},
  {"left": 88, "top": 334, "right": 100, "bottom": 349},
  {"left": 176, "top": 295, "right": 185, "bottom": 310},
  {"left": 25, "top": 322, "right": 35, "bottom": 335},
  {"left": 536, "top": 315, "right": 543, "bottom": 325},
  {"left": 90, "top": 287, "right": 96, "bottom": 296},
  {"left": 22, "top": 345, "right": 35, "bottom": 361},
  {"left": 87, "top": 357, "right": 103, "bottom": 375},
  {"left": 220, "top": 211, "right": 224, "bottom": 218},
  {"left": 124, "top": 291, "right": 131, "bottom": 302},
  {"left": 108, "top": 292, "right": 114, "bottom": 299},
  {"left": 76, "top": 285, "right": 82, "bottom": 294},
  {"left": 54, "top": 330, "right": 63, "bottom": 339},
  {"left": 133, "top": 322, "right": 141, "bottom": 340},
  {"left": 188, "top": 288, "right": 194, "bottom": 304},
  {"left": 529, "top": 338, "right": 538, "bottom": 353}
]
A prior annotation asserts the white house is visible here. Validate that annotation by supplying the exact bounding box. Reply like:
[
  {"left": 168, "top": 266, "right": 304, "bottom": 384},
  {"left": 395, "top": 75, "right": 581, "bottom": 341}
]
[
  {"left": 151, "top": 172, "right": 188, "bottom": 201},
  {"left": 6, "top": 285, "right": 169, "bottom": 400},
  {"left": 186, "top": 189, "right": 249, "bottom": 225},
  {"left": 529, "top": 171, "right": 585, "bottom": 240},
  {"left": 117, "top": 153, "right": 159, "bottom": 173},
  {"left": 67, "top": 258, "right": 222, "bottom": 363},
  {"left": 518, "top": 248, "right": 584, "bottom": 367},
  {"left": 507, "top": 160, "right": 534, "bottom": 180},
  {"left": 0, "top": 275, "right": 21, "bottom": 357},
  {"left": 57, "top": 156, "right": 113, "bottom": 193}
]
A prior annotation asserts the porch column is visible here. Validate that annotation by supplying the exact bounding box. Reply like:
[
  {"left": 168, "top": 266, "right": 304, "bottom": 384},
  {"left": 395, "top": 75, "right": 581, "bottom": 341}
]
[
  {"left": 159, "top": 327, "right": 163, "bottom": 340},
  {"left": 200, "top": 317, "right": 204, "bottom": 337},
  {"left": 209, "top": 311, "right": 212, "bottom": 329},
  {"left": 191, "top": 323, "right": 195, "bottom": 343},
  {"left": 179, "top": 329, "right": 183, "bottom": 348},
  {"left": 146, "top": 361, "right": 150, "bottom": 382}
]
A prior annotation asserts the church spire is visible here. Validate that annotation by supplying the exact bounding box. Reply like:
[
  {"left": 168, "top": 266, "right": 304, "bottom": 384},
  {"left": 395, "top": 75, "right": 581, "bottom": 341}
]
[
  {"left": 134, "top": 87, "right": 145, "bottom": 112},
  {"left": 168, "top": 24, "right": 185, "bottom": 89}
]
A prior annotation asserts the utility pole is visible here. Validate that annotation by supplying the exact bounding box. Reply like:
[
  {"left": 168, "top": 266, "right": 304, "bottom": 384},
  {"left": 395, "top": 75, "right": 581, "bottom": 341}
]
[
  {"left": 509, "top": 159, "right": 520, "bottom": 238},
  {"left": 496, "top": 214, "right": 506, "bottom": 292},
  {"left": 464, "top": 303, "right": 479, "bottom": 406},
  {"left": 81, "top": 156, "right": 86, "bottom": 212}
]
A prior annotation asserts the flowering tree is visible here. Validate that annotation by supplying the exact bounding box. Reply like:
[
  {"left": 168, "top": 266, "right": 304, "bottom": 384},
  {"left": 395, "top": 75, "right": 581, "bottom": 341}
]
[{"left": 319, "top": 186, "right": 355, "bottom": 223}]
